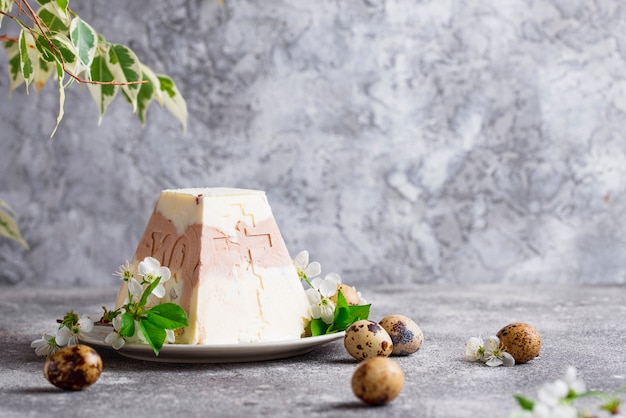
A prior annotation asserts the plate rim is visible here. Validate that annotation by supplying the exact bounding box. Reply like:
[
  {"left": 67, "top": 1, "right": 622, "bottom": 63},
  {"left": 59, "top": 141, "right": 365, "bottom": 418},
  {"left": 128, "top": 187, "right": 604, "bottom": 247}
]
[{"left": 80, "top": 325, "right": 345, "bottom": 363}]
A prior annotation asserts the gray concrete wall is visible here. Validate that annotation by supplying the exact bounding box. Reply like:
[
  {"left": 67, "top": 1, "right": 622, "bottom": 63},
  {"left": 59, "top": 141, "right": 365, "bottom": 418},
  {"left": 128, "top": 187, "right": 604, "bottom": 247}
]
[{"left": 2, "top": 0, "right": 626, "bottom": 286}]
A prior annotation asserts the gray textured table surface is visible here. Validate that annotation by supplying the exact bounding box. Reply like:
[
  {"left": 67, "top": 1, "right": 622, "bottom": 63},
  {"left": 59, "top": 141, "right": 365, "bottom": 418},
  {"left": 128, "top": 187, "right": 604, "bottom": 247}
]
[{"left": 1, "top": 284, "right": 625, "bottom": 417}]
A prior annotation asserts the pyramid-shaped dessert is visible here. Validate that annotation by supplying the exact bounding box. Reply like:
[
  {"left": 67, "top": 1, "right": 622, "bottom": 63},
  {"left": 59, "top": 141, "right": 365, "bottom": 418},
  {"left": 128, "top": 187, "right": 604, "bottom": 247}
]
[{"left": 115, "top": 188, "right": 311, "bottom": 344}]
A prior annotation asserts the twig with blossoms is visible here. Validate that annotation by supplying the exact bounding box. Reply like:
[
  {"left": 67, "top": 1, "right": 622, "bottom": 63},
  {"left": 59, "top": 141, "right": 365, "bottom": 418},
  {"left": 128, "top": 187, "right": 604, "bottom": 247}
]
[
  {"left": 32, "top": 256, "right": 188, "bottom": 358},
  {"left": 463, "top": 335, "right": 515, "bottom": 367},
  {"left": 31, "top": 311, "right": 94, "bottom": 358},
  {"left": 293, "top": 250, "right": 371, "bottom": 336},
  {"left": 509, "top": 366, "right": 626, "bottom": 418}
]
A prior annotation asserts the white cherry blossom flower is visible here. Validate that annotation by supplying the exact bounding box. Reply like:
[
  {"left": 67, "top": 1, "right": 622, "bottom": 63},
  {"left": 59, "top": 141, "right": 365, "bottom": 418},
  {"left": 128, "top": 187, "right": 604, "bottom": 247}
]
[
  {"left": 114, "top": 260, "right": 136, "bottom": 281},
  {"left": 31, "top": 330, "right": 60, "bottom": 357},
  {"left": 293, "top": 250, "right": 321, "bottom": 281},
  {"left": 305, "top": 272, "right": 343, "bottom": 323},
  {"left": 306, "top": 288, "right": 336, "bottom": 324},
  {"left": 55, "top": 315, "right": 94, "bottom": 346},
  {"left": 562, "top": 366, "right": 586, "bottom": 395},
  {"left": 137, "top": 256, "right": 171, "bottom": 298},
  {"left": 463, "top": 335, "right": 514, "bottom": 366},
  {"left": 483, "top": 336, "right": 515, "bottom": 367},
  {"left": 104, "top": 315, "right": 126, "bottom": 350},
  {"left": 463, "top": 336, "right": 485, "bottom": 362}
]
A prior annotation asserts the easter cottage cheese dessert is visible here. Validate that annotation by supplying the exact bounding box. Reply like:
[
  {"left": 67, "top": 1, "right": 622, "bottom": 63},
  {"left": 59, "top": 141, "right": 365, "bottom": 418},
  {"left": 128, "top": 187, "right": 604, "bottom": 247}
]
[{"left": 115, "top": 188, "right": 311, "bottom": 344}]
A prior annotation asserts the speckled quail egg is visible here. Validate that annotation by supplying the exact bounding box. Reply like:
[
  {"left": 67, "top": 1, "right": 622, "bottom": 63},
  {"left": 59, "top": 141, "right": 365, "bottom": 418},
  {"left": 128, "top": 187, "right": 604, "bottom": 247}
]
[
  {"left": 351, "top": 357, "right": 404, "bottom": 406},
  {"left": 44, "top": 344, "right": 103, "bottom": 390},
  {"left": 330, "top": 284, "right": 362, "bottom": 306},
  {"left": 379, "top": 314, "right": 424, "bottom": 356},
  {"left": 496, "top": 323, "right": 541, "bottom": 364},
  {"left": 344, "top": 319, "right": 393, "bottom": 360}
]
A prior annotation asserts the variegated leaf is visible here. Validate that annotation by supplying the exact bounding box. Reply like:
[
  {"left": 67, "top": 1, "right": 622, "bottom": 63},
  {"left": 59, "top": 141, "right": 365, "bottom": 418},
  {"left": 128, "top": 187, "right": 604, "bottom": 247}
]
[
  {"left": 0, "top": 0, "right": 13, "bottom": 28},
  {"left": 49, "top": 33, "right": 79, "bottom": 82},
  {"left": 18, "top": 30, "right": 37, "bottom": 90},
  {"left": 135, "top": 63, "right": 162, "bottom": 125},
  {"left": 0, "top": 199, "right": 29, "bottom": 249},
  {"left": 157, "top": 74, "right": 188, "bottom": 133},
  {"left": 50, "top": 61, "right": 65, "bottom": 137},
  {"left": 70, "top": 17, "right": 97, "bottom": 68},
  {"left": 55, "top": 0, "right": 68, "bottom": 11},
  {"left": 88, "top": 51, "right": 119, "bottom": 124},
  {"left": 36, "top": 0, "right": 68, "bottom": 14},
  {"left": 107, "top": 44, "right": 142, "bottom": 112},
  {"left": 37, "top": 1, "right": 70, "bottom": 33},
  {"left": 4, "top": 39, "right": 25, "bottom": 94},
  {"left": 34, "top": 57, "right": 54, "bottom": 92}
]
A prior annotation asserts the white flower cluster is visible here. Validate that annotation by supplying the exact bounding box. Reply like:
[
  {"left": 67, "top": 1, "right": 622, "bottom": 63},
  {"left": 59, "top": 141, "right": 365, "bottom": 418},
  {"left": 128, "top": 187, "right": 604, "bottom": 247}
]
[
  {"left": 463, "top": 336, "right": 515, "bottom": 367},
  {"left": 31, "top": 314, "right": 94, "bottom": 358},
  {"left": 106, "top": 256, "right": 174, "bottom": 350},
  {"left": 293, "top": 250, "right": 366, "bottom": 324},
  {"left": 31, "top": 256, "right": 175, "bottom": 357},
  {"left": 509, "top": 366, "right": 625, "bottom": 418}
]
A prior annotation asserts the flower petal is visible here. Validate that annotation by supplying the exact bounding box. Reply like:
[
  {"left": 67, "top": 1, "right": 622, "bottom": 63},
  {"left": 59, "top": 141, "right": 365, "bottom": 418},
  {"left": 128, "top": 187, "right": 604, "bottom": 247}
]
[
  {"left": 485, "top": 356, "right": 503, "bottom": 367},
  {"left": 310, "top": 277, "right": 323, "bottom": 290},
  {"left": 304, "top": 261, "right": 321, "bottom": 279},
  {"left": 128, "top": 277, "right": 143, "bottom": 297},
  {"left": 501, "top": 352, "right": 515, "bottom": 367},
  {"left": 78, "top": 316, "right": 94, "bottom": 333},
  {"left": 324, "top": 272, "right": 342, "bottom": 284},
  {"left": 305, "top": 288, "right": 321, "bottom": 305},
  {"left": 293, "top": 251, "right": 309, "bottom": 270},
  {"left": 484, "top": 336, "right": 500, "bottom": 354},
  {"left": 320, "top": 302, "right": 336, "bottom": 324},
  {"left": 318, "top": 280, "right": 338, "bottom": 298},
  {"left": 138, "top": 256, "right": 160, "bottom": 276},
  {"left": 310, "top": 303, "right": 322, "bottom": 319},
  {"left": 157, "top": 266, "right": 171, "bottom": 282},
  {"left": 55, "top": 327, "right": 71, "bottom": 346},
  {"left": 152, "top": 283, "right": 166, "bottom": 299}
]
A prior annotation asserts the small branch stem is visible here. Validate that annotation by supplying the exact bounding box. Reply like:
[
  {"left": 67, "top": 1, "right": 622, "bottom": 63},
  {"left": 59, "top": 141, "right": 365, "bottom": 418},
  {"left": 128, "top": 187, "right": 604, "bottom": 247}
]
[{"left": 1, "top": 2, "right": 147, "bottom": 87}]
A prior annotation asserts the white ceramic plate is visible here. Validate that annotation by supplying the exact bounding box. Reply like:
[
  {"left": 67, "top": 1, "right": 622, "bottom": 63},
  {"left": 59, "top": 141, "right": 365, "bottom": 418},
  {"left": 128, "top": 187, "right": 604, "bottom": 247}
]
[{"left": 80, "top": 326, "right": 345, "bottom": 363}]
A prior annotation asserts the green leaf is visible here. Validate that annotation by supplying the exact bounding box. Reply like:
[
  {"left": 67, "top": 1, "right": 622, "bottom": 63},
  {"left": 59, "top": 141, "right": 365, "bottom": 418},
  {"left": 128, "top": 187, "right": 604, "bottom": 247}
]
[
  {"left": 309, "top": 290, "right": 371, "bottom": 336},
  {"left": 339, "top": 304, "right": 371, "bottom": 331},
  {"left": 327, "top": 290, "right": 371, "bottom": 334},
  {"left": 88, "top": 52, "right": 119, "bottom": 124},
  {"left": 60, "top": 311, "right": 78, "bottom": 328},
  {"left": 70, "top": 17, "right": 97, "bottom": 67},
  {"left": 310, "top": 318, "right": 330, "bottom": 337},
  {"left": 140, "top": 319, "right": 166, "bottom": 355},
  {"left": 513, "top": 395, "right": 535, "bottom": 411},
  {"left": 107, "top": 43, "right": 142, "bottom": 111},
  {"left": 18, "top": 30, "right": 35, "bottom": 89},
  {"left": 145, "top": 303, "right": 189, "bottom": 329},
  {"left": 139, "top": 276, "right": 161, "bottom": 308},
  {"left": 156, "top": 74, "right": 187, "bottom": 132},
  {"left": 119, "top": 311, "right": 135, "bottom": 337}
]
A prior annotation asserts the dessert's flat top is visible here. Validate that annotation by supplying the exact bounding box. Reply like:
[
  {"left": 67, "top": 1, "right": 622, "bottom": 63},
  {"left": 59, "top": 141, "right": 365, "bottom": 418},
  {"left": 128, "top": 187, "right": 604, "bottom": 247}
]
[{"left": 162, "top": 187, "right": 264, "bottom": 197}]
